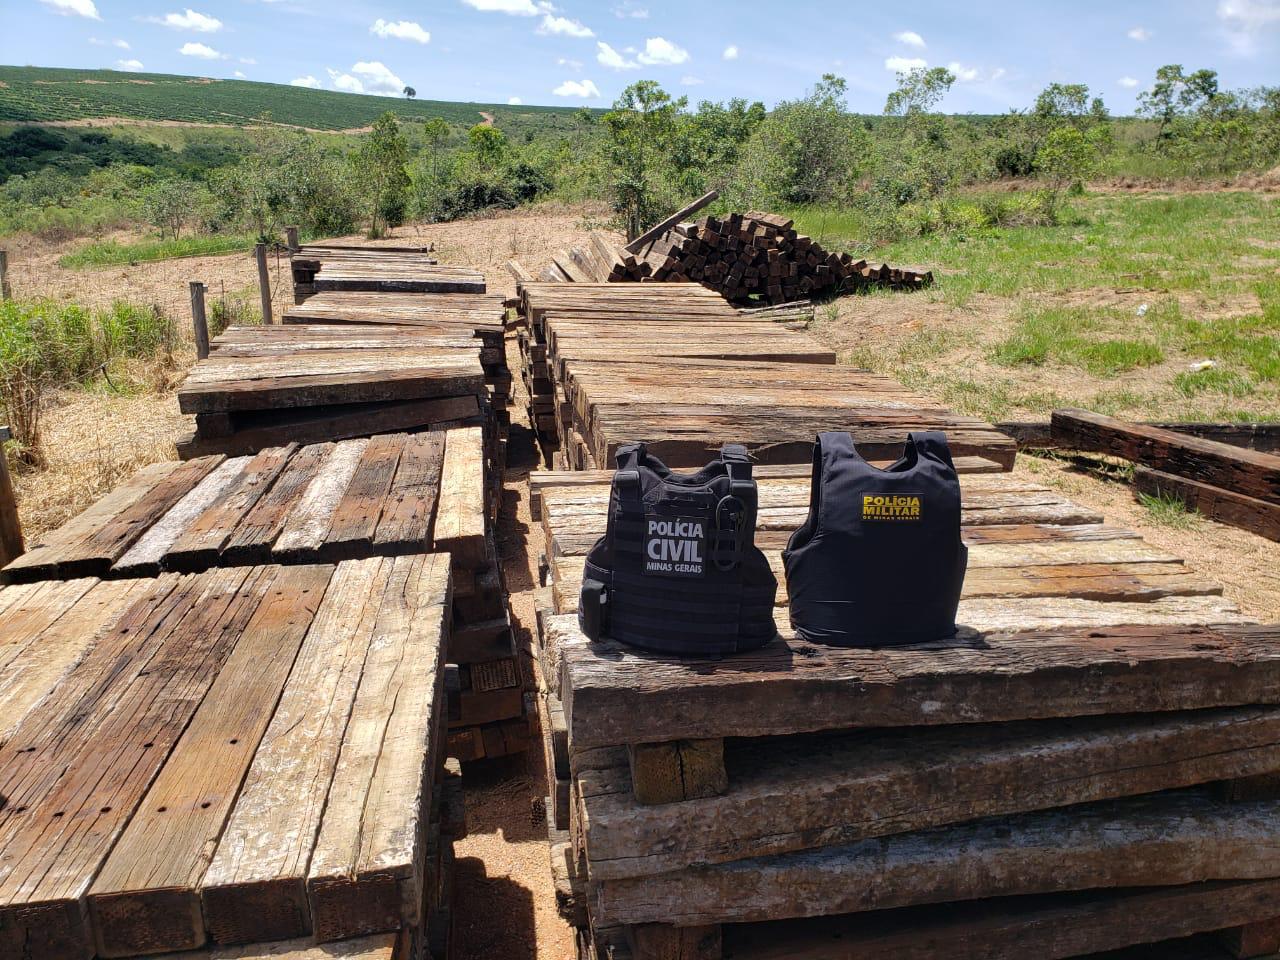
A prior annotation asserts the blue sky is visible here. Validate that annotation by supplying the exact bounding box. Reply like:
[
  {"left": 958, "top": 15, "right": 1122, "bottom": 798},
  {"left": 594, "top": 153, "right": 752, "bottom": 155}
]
[{"left": 3, "top": 0, "right": 1279, "bottom": 113}]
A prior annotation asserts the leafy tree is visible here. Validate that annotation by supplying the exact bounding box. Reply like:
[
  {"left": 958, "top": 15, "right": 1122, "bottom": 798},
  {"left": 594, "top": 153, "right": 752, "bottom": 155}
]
[
  {"left": 141, "top": 178, "right": 190, "bottom": 239},
  {"left": 468, "top": 124, "right": 509, "bottom": 166},
  {"left": 1036, "top": 125, "right": 1097, "bottom": 208},
  {"left": 733, "top": 75, "right": 865, "bottom": 207},
  {"left": 1139, "top": 65, "right": 1220, "bottom": 137},
  {"left": 1033, "top": 83, "right": 1090, "bottom": 126},
  {"left": 884, "top": 67, "right": 955, "bottom": 116},
  {"left": 403, "top": 86, "right": 416, "bottom": 100},
  {"left": 356, "top": 111, "right": 410, "bottom": 237},
  {"left": 599, "top": 80, "right": 686, "bottom": 240}
]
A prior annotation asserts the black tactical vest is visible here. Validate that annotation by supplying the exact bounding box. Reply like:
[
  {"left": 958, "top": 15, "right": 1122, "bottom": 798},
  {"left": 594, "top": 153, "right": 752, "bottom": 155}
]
[
  {"left": 783, "top": 431, "right": 967, "bottom": 646},
  {"left": 579, "top": 442, "right": 778, "bottom": 655}
]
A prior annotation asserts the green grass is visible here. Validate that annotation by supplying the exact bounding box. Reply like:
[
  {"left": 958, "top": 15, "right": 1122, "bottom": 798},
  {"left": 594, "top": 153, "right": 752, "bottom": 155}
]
[
  {"left": 1137, "top": 490, "right": 1201, "bottom": 529},
  {"left": 796, "top": 191, "right": 1280, "bottom": 306},
  {"left": 809, "top": 191, "right": 1280, "bottom": 423},
  {"left": 58, "top": 234, "right": 255, "bottom": 269},
  {"left": 0, "top": 65, "right": 599, "bottom": 135},
  {"left": 990, "top": 304, "right": 1166, "bottom": 376}
]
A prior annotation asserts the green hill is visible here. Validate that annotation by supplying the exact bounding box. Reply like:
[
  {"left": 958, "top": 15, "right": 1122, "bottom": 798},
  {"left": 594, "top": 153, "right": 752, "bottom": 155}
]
[{"left": 0, "top": 64, "right": 593, "bottom": 134}]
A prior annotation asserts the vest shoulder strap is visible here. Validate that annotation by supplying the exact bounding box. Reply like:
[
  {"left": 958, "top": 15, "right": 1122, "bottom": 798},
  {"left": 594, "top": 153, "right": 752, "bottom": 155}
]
[{"left": 908, "top": 431, "right": 955, "bottom": 468}]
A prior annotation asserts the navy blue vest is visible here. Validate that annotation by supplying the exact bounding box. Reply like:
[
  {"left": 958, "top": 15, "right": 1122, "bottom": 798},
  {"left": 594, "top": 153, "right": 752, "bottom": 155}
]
[
  {"left": 579, "top": 442, "right": 778, "bottom": 655},
  {"left": 783, "top": 431, "right": 967, "bottom": 646}
]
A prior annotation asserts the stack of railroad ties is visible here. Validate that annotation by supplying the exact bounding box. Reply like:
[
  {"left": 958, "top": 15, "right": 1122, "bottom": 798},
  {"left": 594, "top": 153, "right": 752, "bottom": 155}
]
[
  {"left": 176, "top": 243, "right": 510, "bottom": 458},
  {"left": 0, "top": 245, "right": 529, "bottom": 960},
  {"left": 539, "top": 213, "right": 932, "bottom": 304},
  {"left": 515, "top": 283, "right": 1280, "bottom": 960}
]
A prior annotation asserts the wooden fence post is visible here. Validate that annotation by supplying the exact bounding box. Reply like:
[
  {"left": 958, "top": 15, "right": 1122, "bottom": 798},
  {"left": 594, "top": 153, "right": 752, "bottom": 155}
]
[
  {"left": 0, "top": 249, "right": 10, "bottom": 301},
  {"left": 0, "top": 425, "right": 24, "bottom": 567},
  {"left": 255, "top": 242, "right": 274, "bottom": 325},
  {"left": 190, "top": 281, "right": 210, "bottom": 360},
  {"left": 285, "top": 226, "right": 300, "bottom": 252}
]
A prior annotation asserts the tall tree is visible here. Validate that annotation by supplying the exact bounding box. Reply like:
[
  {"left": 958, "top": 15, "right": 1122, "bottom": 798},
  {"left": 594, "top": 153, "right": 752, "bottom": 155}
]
[
  {"left": 600, "top": 80, "right": 686, "bottom": 240},
  {"left": 357, "top": 111, "right": 410, "bottom": 237}
]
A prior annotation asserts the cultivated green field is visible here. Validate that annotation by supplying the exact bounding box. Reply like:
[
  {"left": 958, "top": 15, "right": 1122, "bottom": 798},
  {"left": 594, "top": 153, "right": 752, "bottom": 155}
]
[{"left": 0, "top": 65, "right": 594, "bottom": 134}]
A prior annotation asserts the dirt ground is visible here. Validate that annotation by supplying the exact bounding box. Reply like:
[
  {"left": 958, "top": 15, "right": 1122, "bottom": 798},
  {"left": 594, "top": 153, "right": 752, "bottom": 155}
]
[{"left": 5, "top": 202, "right": 1279, "bottom": 960}]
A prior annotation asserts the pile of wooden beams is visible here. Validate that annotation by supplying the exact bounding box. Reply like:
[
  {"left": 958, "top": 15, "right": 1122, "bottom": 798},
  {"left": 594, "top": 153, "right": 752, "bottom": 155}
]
[
  {"left": 290, "top": 244, "right": 485, "bottom": 299},
  {"left": 1052, "top": 408, "right": 1280, "bottom": 543},
  {"left": 0, "top": 555, "right": 464, "bottom": 959},
  {"left": 283, "top": 290, "right": 513, "bottom": 419},
  {"left": 1, "top": 429, "right": 529, "bottom": 764},
  {"left": 527, "top": 464, "right": 1280, "bottom": 960},
  {"left": 546, "top": 216, "right": 931, "bottom": 305},
  {"left": 515, "top": 282, "right": 1015, "bottom": 470},
  {"left": 175, "top": 323, "right": 493, "bottom": 459}
]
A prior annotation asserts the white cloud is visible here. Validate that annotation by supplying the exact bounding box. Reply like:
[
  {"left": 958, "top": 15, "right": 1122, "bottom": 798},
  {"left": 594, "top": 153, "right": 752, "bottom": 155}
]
[
  {"left": 614, "top": 1, "right": 648, "bottom": 16},
  {"left": 557, "top": 56, "right": 583, "bottom": 68},
  {"left": 116, "top": 58, "right": 144, "bottom": 71},
  {"left": 722, "top": 44, "right": 738, "bottom": 60},
  {"left": 679, "top": 75, "right": 702, "bottom": 85},
  {"left": 115, "top": 38, "right": 131, "bottom": 48},
  {"left": 884, "top": 55, "right": 927, "bottom": 73},
  {"left": 1127, "top": 26, "right": 1151, "bottom": 40},
  {"left": 636, "top": 36, "right": 688, "bottom": 65},
  {"left": 893, "top": 30, "right": 925, "bottom": 48},
  {"left": 596, "top": 41, "right": 637, "bottom": 69},
  {"left": 179, "top": 41, "right": 223, "bottom": 59},
  {"left": 234, "top": 69, "right": 246, "bottom": 78},
  {"left": 328, "top": 68, "right": 363, "bottom": 93},
  {"left": 552, "top": 78, "right": 600, "bottom": 97},
  {"left": 40, "top": 0, "right": 100, "bottom": 19},
  {"left": 371, "top": 18, "right": 431, "bottom": 43},
  {"left": 947, "top": 61, "right": 979, "bottom": 82},
  {"left": 538, "top": 13, "right": 593, "bottom": 36},
  {"left": 508, "top": 95, "right": 523, "bottom": 104},
  {"left": 154, "top": 8, "right": 222, "bottom": 31},
  {"left": 991, "top": 67, "right": 1007, "bottom": 81},
  {"left": 291, "top": 75, "right": 321, "bottom": 88},
  {"left": 1119, "top": 75, "right": 1139, "bottom": 88},
  {"left": 338, "top": 60, "right": 405, "bottom": 96},
  {"left": 1217, "top": 0, "right": 1280, "bottom": 28},
  {"left": 240, "top": 56, "right": 256, "bottom": 64},
  {"left": 461, "top": 0, "right": 538, "bottom": 13}
]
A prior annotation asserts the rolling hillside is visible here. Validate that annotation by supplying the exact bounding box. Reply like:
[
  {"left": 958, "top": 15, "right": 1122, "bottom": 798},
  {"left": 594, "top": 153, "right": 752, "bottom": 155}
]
[{"left": 0, "top": 64, "right": 593, "bottom": 133}]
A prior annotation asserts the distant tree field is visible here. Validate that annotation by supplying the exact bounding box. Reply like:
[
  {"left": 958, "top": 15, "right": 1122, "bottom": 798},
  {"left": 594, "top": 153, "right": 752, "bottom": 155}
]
[{"left": 0, "top": 61, "right": 1277, "bottom": 251}]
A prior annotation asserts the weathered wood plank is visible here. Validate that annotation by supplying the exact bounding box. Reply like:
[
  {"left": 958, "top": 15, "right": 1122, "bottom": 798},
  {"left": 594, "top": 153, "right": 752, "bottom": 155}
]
[
  {"left": 0, "top": 568, "right": 258, "bottom": 960},
  {"left": 720, "top": 880, "right": 1280, "bottom": 960},
  {"left": 0, "top": 579, "right": 151, "bottom": 747},
  {"left": 1052, "top": 408, "right": 1280, "bottom": 505},
  {"left": 272, "top": 440, "right": 368, "bottom": 561},
  {"left": 322, "top": 435, "right": 403, "bottom": 561},
  {"left": 1134, "top": 465, "right": 1280, "bottom": 543},
  {"left": 434, "top": 427, "right": 487, "bottom": 569},
  {"left": 164, "top": 445, "right": 297, "bottom": 572},
  {"left": 372, "top": 432, "right": 445, "bottom": 554},
  {"left": 201, "top": 559, "right": 394, "bottom": 945},
  {"left": 87, "top": 564, "right": 330, "bottom": 957},
  {"left": 113, "top": 458, "right": 250, "bottom": 576},
  {"left": 1, "top": 458, "right": 223, "bottom": 582},
  {"left": 307, "top": 554, "right": 451, "bottom": 942},
  {"left": 593, "top": 789, "right": 1280, "bottom": 927},
  {"left": 558, "top": 620, "right": 1275, "bottom": 749},
  {"left": 579, "top": 706, "right": 1280, "bottom": 878},
  {"left": 221, "top": 442, "right": 333, "bottom": 564},
  {"left": 145, "top": 931, "right": 399, "bottom": 960}
]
